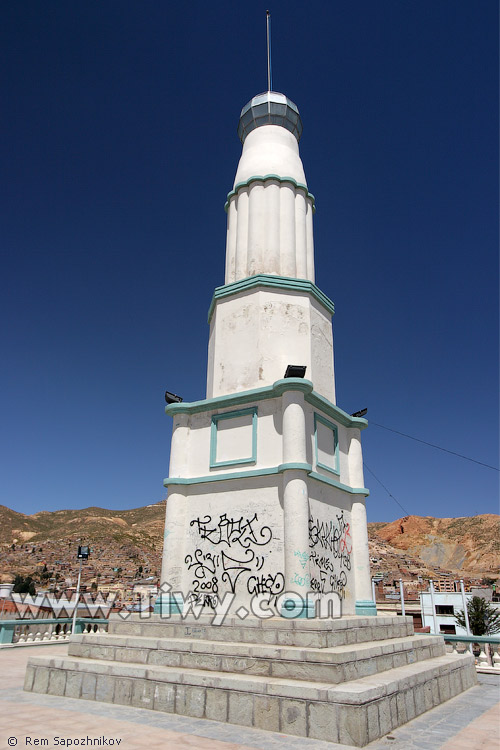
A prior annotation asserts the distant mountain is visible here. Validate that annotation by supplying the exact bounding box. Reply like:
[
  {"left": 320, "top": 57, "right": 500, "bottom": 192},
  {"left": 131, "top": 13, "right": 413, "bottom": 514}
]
[
  {"left": 0, "top": 503, "right": 166, "bottom": 548},
  {"left": 0, "top": 504, "right": 497, "bottom": 585},
  {"left": 368, "top": 514, "right": 499, "bottom": 577}
]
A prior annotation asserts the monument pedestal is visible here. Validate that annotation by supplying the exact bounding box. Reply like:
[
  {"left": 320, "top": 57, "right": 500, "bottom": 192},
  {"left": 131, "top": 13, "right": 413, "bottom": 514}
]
[{"left": 25, "top": 613, "right": 476, "bottom": 746}]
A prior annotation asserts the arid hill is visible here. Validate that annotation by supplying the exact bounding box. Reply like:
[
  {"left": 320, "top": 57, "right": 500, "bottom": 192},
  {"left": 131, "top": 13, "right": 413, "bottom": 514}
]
[
  {"left": 369, "top": 514, "right": 499, "bottom": 577},
  {"left": 0, "top": 503, "right": 165, "bottom": 549},
  {"left": 0, "top": 504, "right": 497, "bottom": 585}
]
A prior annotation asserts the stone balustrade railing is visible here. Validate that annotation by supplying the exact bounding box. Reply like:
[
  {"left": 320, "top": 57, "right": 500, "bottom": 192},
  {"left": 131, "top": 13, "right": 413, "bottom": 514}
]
[
  {"left": 440, "top": 634, "right": 500, "bottom": 671},
  {"left": 0, "top": 618, "right": 108, "bottom": 646}
]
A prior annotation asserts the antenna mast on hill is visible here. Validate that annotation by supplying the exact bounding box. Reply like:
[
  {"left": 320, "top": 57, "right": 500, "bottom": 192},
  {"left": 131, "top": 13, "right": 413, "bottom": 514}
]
[{"left": 266, "top": 10, "right": 273, "bottom": 91}]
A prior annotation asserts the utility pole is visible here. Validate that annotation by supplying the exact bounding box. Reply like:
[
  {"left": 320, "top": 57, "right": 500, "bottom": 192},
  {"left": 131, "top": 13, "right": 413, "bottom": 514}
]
[{"left": 72, "top": 546, "right": 89, "bottom": 634}]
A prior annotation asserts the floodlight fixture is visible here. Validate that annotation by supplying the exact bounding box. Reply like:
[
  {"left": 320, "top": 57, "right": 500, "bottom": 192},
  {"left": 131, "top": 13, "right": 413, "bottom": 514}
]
[
  {"left": 77, "top": 546, "right": 89, "bottom": 560},
  {"left": 351, "top": 408, "right": 367, "bottom": 418},
  {"left": 165, "top": 391, "right": 183, "bottom": 404},
  {"left": 284, "top": 365, "right": 307, "bottom": 379}
]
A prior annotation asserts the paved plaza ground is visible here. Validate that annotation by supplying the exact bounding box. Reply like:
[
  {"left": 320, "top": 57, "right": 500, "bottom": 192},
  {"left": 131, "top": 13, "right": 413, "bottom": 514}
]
[{"left": 1, "top": 644, "right": 498, "bottom": 750}]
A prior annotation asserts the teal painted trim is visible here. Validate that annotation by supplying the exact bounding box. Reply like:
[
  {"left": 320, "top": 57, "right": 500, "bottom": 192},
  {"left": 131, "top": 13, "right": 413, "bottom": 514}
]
[
  {"left": 305, "top": 390, "right": 368, "bottom": 431},
  {"left": 207, "top": 274, "right": 335, "bottom": 323},
  {"left": 280, "top": 595, "right": 316, "bottom": 619},
  {"left": 209, "top": 406, "right": 258, "bottom": 468},
  {"left": 165, "top": 466, "right": 281, "bottom": 487},
  {"left": 272, "top": 378, "right": 314, "bottom": 396},
  {"left": 0, "top": 622, "right": 15, "bottom": 644},
  {"left": 278, "top": 462, "right": 312, "bottom": 472},
  {"left": 355, "top": 600, "right": 377, "bottom": 616},
  {"left": 314, "top": 412, "right": 340, "bottom": 476},
  {"left": 165, "top": 378, "right": 313, "bottom": 417},
  {"left": 153, "top": 594, "right": 183, "bottom": 615},
  {"left": 434, "top": 634, "right": 500, "bottom": 644},
  {"left": 165, "top": 463, "right": 368, "bottom": 495},
  {"left": 0, "top": 618, "right": 109, "bottom": 644},
  {"left": 165, "top": 379, "right": 367, "bottom": 434},
  {"left": 224, "top": 174, "right": 315, "bottom": 213},
  {"left": 308, "top": 470, "right": 369, "bottom": 496}
]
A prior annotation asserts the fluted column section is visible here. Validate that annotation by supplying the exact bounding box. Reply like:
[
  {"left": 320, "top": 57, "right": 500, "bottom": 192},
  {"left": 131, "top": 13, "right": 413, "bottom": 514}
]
[
  {"left": 224, "top": 180, "right": 316, "bottom": 283},
  {"left": 265, "top": 180, "right": 281, "bottom": 274},
  {"left": 306, "top": 199, "right": 315, "bottom": 282},
  {"left": 279, "top": 183, "right": 296, "bottom": 277},
  {"left": 234, "top": 188, "right": 249, "bottom": 280},
  {"left": 225, "top": 199, "right": 237, "bottom": 283},
  {"left": 295, "top": 191, "right": 308, "bottom": 279},
  {"left": 247, "top": 182, "right": 265, "bottom": 275}
]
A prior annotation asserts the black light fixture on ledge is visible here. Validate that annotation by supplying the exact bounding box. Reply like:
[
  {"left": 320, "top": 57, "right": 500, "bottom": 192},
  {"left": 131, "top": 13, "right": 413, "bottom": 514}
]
[
  {"left": 351, "top": 408, "right": 368, "bottom": 418},
  {"left": 284, "top": 364, "right": 307, "bottom": 379},
  {"left": 165, "top": 391, "right": 183, "bottom": 404}
]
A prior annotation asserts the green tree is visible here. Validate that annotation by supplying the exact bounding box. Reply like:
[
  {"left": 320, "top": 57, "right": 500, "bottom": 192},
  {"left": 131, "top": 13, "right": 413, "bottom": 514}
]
[
  {"left": 12, "top": 575, "right": 36, "bottom": 596},
  {"left": 455, "top": 596, "right": 500, "bottom": 636}
]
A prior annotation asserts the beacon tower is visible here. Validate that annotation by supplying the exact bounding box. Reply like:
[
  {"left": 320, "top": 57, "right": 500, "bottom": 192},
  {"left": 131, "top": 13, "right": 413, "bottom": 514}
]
[{"left": 158, "top": 91, "right": 376, "bottom": 618}]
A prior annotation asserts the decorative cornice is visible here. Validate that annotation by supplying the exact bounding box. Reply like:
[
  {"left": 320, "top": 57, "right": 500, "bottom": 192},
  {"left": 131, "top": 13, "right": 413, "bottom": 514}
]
[
  {"left": 224, "top": 174, "right": 315, "bottom": 213},
  {"left": 304, "top": 390, "right": 368, "bottom": 429},
  {"left": 165, "top": 378, "right": 313, "bottom": 417},
  {"left": 164, "top": 463, "right": 369, "bottom": 496},
  {"left": 165, "top": 377, "right": 368, "bottom": 432},
  {"left": 207, "top": 274, "right": 335, "bottom": 323},
  {"left": 308, "top": 471, "right": 369, "bottom": 495}
]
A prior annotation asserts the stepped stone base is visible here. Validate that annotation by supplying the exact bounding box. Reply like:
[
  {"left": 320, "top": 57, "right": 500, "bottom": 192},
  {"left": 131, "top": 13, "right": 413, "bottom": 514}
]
[{"left": 24, "top": 614, "right": 477, "bottom": 746}]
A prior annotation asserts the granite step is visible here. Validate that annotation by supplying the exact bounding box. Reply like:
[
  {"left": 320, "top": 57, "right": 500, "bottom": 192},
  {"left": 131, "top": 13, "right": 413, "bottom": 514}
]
[
  {"left": 24, "top": 649, "right": 476, "bottom": 747},
  {"left": 108, "top": 613, "right": 414, "bottom": 648},
  {"left": 68, "top": 631, "right": 445, "bottom": 684}
]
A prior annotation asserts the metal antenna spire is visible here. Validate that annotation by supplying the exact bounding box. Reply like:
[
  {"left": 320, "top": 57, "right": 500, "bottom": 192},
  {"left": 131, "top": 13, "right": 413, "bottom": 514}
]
[{"left": 266, "top": 10, "right": 273, "bottom": 91}]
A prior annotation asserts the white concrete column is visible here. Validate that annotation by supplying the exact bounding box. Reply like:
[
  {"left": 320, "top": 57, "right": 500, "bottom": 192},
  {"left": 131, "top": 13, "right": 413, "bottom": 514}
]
[
  {"left": 282, "top": 389, "right": 307, "bottom": 464},
  {"left": 279, "top": 183, "right": 296, "bottom": 277},
  {"left": 351, "top": 497, "right": 375, "bottom": 613},
  {"left": 224, "top": 198, "right": 237, "bottom": 284},
  {"left": 306, "top": 199, "right": 315, "bottom": 283},
  {"left": 265, "top": 180, "right": 281, "bottom": 274},
  {"left": 247, "top": 181, "right": 265, "bottom": 276},
  {"left": 168, "top": 414, "right": 190, "bottom": 478},
  {"left": 348, "top": 430, "right": 375, "bottom": 615},
  {"left": 294, "top": 191, "right": 308, "bottom": 279},
  {"left": 234, "top": 188, "right": 249, "bottom": 280},
  {"left": 281, "top": 390, "right": 313, "bottom": 617},
  {"left": 348, "top": 429, "right": 364, "bottom": 488},
  {"left": 159, "top": 490, "right": 187, "bottom": 589},
  {"left": 157, "top": 488, "right": 188, "bottom": 613}
]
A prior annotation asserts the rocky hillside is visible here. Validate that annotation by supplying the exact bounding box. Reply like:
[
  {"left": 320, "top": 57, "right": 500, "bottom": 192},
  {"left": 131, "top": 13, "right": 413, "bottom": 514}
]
[
  {"left": 0, "top": 503, "right": 165, "bottom": 549},
  {"left": 369, "top": 514, "right": 499, "bottom": 577},
  {"left": 0, "top": 504, "right": 497, "bottom": 586}
]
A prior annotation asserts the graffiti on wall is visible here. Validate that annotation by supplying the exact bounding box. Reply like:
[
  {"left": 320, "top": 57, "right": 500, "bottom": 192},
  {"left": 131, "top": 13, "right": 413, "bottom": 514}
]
[
  {"left": 185, "top": 512, "right": 284, "bottom": 608},
  {"left": 308, "top": 510, "right": 352, "bottom": 598}
]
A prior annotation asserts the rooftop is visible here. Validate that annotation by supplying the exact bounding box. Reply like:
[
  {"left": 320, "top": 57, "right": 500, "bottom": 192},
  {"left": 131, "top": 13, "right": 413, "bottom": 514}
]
[{"left": 1, "top": 644, "right": 498, "bottom": 749}]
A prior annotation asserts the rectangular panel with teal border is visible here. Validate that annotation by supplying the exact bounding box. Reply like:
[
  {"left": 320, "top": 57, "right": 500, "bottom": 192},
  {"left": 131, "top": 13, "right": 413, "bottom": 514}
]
[
  {"left": 314, "top": 412, "right": 340, "bottom": 476},
  {"left": 209, "top": 406, "right": 258, "bottom": 468}
]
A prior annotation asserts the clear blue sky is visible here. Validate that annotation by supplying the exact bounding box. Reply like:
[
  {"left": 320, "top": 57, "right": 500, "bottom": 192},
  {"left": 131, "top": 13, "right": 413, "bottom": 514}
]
[{"left": 2, "top": 2, "right": 498, "bottom": 521}]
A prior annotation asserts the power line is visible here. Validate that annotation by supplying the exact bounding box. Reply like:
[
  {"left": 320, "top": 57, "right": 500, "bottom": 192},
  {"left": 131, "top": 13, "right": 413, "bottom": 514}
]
[
  {"left": 363, "top": 462, "right": 412, "bottom": 517},
  {"left": 370, "top": 421, "right": 499, "bottom": 472}
]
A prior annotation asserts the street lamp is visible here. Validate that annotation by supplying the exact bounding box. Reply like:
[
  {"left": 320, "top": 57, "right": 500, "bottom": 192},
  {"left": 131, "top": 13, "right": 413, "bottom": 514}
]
[{"left": 72, "top": 545, "right": 89, "bottom": 635}]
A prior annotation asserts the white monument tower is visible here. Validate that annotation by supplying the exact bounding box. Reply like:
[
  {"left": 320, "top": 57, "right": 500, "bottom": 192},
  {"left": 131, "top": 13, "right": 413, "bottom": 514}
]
[
  {"left": 25, "top": 37, "right": 477, "bottom": 739},
  {"left": 156, "top": 87, "right": 376, "bottom": 619}
]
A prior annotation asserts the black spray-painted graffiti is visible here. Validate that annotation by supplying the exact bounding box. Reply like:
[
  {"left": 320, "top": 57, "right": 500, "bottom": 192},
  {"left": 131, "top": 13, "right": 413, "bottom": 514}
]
[
  {"left": 308, "top": 511, "right": 352, "bottom": 598},
  {"left": 186, "top": 513, "right": 284, "bottom": 608}
]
